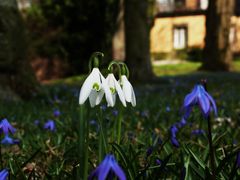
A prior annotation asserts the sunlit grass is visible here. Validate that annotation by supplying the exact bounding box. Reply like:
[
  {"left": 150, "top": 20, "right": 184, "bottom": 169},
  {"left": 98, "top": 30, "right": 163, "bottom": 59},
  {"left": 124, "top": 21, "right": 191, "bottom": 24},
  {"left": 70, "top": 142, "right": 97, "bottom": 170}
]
[
  {"left": 153, "top": 60, "right": 240, "bottom": 76},
  {"left": 153, "top": 61, "right": 201, "bottom": 76}
]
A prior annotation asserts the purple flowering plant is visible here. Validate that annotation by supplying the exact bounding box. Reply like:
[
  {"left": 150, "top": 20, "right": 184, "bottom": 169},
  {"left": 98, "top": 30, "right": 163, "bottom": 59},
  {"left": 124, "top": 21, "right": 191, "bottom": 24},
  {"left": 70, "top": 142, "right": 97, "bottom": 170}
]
[
  {"left": 88, "top": 154, "right": 126, "bottom": 180},
  {"left": 182, "top": 84, "right": 217, "bottom": 118},
  {"left": 0, "top": 169, "right": 8, "bottom": 180},
  {"left": 43, "top": 120, "right": 56, "bottom": 132},
  {"left": 0, "top": 119, "right": 16, "bottom": 135}
]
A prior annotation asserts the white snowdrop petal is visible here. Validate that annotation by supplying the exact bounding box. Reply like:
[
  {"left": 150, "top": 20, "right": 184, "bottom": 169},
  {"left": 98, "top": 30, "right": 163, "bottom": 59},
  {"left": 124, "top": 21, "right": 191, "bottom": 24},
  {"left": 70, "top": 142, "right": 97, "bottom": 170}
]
[
  {"left": 101, "top": 74, "right": 114, "bottom": 107},
  {"left": 130, "top": 85, "right": 136, "bottom": 107},
  {"left": 114, "top": 77, "right": 126, "bottom": 107},
  {"left": 79, "top": 71, "right": 95, "bottom": 104},
  {"left": 122, "top": 75, "right": 132, "bottom": 102},
  {"left": 89, "top": 90, "right": 98, "bottom": 107},
  {"left": 96, "top": 90, "right": 104, "bottom": 105}
]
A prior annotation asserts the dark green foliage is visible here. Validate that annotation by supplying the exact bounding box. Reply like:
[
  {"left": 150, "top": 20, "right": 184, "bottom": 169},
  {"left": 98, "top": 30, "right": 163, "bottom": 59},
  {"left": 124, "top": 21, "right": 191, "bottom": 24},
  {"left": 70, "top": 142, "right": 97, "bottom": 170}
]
[
  {"left": 25, "top": 0, "right": 120, "bottom": 74},
  {"left": 0, "top": 0, "right": 38, "bottom": 99},
  {"left": 1, "top": 72, "right": 240, "bottom": 179}
]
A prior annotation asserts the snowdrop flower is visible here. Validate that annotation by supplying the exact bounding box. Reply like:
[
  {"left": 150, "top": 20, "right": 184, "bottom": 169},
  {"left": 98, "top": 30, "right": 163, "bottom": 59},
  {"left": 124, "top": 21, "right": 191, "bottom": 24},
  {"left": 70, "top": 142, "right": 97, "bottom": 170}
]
[
  {"left": 0, "top": 169, "right": 8, "bottom": 180},
  {"left": 121, "top": 75, "right": 136, "bottom": 107},
  {"left": 182, "top": 84, "right": 217, "bottom": 118},
  {"left": 88, "top": 154, "right": 126, "bottom": 180},
  {"left": 106, "top": 73, "right": 126, "bottom": 107},
  {"left": 79, "top": 68, "right": 113, "bottom": 107}
]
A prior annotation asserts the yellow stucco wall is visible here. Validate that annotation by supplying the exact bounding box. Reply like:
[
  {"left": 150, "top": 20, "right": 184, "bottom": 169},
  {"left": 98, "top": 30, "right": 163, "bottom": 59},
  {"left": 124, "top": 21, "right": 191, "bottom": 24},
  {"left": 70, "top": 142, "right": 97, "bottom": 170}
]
[
  {"left": 231, "top": 16, "right": 240, "bottom": 53},
  {"left": 150, "top": 15, "right": 206, "bottom": 53},
  {"left": 150, "top": 15, "right": 240, "bottom": 54}
]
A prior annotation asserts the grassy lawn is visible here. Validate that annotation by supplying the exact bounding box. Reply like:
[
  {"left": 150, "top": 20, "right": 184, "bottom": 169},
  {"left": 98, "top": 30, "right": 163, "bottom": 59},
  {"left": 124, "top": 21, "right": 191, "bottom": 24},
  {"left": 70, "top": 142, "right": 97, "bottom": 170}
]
[
  {"left": 1, "top": 61, "right": 240, "bottom": 179},
  {"left": 153, "top": 60, "right": 240, "bottom": 76}
]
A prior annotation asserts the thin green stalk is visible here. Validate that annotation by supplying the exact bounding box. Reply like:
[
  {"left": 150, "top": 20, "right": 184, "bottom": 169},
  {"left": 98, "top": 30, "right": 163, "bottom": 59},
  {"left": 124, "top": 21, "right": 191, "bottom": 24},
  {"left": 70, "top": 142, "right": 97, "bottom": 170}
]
[
  {"left": 83, "top": 115, "right": 89, "bottom": 180},
  {"left": 79, "top": 105, "right": 85, "bottom": 179},
  {"left": 207, "top": 116, "right": 216, "bottom": 180},
  {"left": 117, "top": 106, "right": 123, "bottom": 145},
  {"left": 98, "top": 107, "right": 108, "bottom": 162}
]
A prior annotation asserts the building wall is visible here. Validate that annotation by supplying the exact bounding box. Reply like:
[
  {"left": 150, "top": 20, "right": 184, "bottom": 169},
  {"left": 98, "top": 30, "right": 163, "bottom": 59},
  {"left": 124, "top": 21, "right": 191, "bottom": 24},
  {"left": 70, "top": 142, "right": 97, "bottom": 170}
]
[
  {"left": 150, "top": 15, "right": 206, "bottom": 53},
  {"left": 231, "top": 16, "right": 240, "bottom": 53},
  {"left": 150, "top": 15, "right": 240, "bottom": 55},
  {"left": 186, "top": 0, "right": 198, "bottom": 9}
]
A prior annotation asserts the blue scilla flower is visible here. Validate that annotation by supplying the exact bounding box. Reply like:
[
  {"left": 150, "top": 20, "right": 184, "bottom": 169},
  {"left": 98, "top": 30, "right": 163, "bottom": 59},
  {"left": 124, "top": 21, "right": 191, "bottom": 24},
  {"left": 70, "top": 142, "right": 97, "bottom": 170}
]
[
  {"left": 53, "top": 109, "right": 61, "bottom": 117},
  {"left": 88, "top": 154, "right": 126, "bottom": 180},
  {"left": 191, "top": 129, "right": 205, "bottom": 136},
  {"left": 170, "top": 124, "right": 178, "bottom": 137},
  {"left": 170, "top": 125, "right": 180, "bottom": 148},
  {"left": 34, "top": 120, "right": 40, "bottom": 126},
  {"left": 171, "top": 137, "right": 180, "bottom": 148},
  {"left": 0, "top": 169, "right": 8, "bottom": 180},
  {"left": 1, "top": 135, "right": 20, "bottom": 145},
  {"left": 177, "top": 118, "right": 187, "bottom": 128},
  {"left": 146, "top": 146, "right": 153, "bottom": 157},
  {"left": 166, "top": 106, "right": 171, "bottom": 112},
  {"left": 237, "top": 152, "right": 240, "bottom": 168},
  {"left": 183, "top": 84, "right": 217, "bottom": 118},
  {"left": 0, "top": 119, "right": 16, "bottom": 135},
  {"left": 112, "top": 110, "right": 118, "bottom": 117},
  {"left": 43, "top": 120, "right": 56, "bottom": 132}
]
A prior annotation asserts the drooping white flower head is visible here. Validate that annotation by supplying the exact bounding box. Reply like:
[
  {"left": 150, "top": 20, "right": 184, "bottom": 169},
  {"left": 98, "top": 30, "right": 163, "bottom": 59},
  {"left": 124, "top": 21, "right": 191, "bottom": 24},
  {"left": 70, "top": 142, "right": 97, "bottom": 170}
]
[
  {"left": 120, "top": 75, "right": 136, "bottom": 107},
  {"left": 106, "top": 73, "right": 126, "bottom": 107},
  {"left": 79, "top": 68, "right": 114, "bottom": 107}
]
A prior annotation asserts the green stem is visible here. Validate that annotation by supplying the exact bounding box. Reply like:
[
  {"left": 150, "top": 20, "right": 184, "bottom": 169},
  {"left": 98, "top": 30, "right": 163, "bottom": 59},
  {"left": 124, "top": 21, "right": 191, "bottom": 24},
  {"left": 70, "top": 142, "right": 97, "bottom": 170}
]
[
  {"left": 83, "top": 115, "right": 89, "bottom": 180},
  {"left": 98, "top": 107, "right": 108, "bottom": 162},
  {"left": 207, "top": 116, "right": 216, "bottom": 180},
  {"left": 79, "top": 105, "right": 86, "bottom": 179},
  {"left": 117, "top": 107, "right": 123, "bottom": 145}
]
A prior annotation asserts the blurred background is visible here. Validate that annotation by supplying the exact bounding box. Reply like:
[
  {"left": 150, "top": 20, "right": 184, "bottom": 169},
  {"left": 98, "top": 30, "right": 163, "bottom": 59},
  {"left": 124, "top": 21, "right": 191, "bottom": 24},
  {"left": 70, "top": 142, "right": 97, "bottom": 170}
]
[{"left": 0, "top": 0, "right": 239, "bottom": 99}]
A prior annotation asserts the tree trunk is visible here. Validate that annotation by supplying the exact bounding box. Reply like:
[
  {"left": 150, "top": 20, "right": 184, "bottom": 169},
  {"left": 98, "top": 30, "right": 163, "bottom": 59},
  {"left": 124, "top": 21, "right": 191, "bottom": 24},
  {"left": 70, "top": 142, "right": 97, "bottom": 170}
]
[
  {"left": 201, "top": 0, "right": 235, "bottom": 71},
  {"left": 124, "top": 0, "right": 154, "bottom": 82},
  {"left": 0, "top": 0, "right": 38, "bottom": 100}
]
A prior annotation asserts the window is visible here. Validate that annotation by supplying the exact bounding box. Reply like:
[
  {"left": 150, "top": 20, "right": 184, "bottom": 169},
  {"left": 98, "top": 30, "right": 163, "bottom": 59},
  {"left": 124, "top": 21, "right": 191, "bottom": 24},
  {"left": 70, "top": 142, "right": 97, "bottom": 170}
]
[
  {"left": 229, "top": 26, "right": 236, "bottom": 44},
  {"left": 173, "top": 26, "right": 187, "bottom": 49},
  {"left": 200, "top": 0, "right": 208, "bottom": 10}
]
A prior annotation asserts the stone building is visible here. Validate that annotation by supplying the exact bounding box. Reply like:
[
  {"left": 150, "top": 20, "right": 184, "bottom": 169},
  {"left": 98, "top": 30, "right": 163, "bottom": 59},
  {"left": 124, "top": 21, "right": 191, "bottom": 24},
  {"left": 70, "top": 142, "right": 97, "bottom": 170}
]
[{"left": 150, "top": 0, "right": 240, "bottom": 60}]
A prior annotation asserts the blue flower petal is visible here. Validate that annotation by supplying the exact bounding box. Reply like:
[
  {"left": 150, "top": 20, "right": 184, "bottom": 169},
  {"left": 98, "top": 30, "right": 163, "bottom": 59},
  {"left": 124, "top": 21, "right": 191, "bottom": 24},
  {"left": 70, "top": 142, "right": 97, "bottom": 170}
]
[
  {"left": 0, "top": 169, "right": 8, "bottom": 180},
  {"left": 171, "top": 137, "right": 180, "bottom": 148},
  {"left": 237, "top": 152, "right": 240, "bottom": 168},
  {"left": 111, "top": 156, "right": 126, "bottom": 180},
  {"left": 98, "top": 155, "right": 112, "bottom": 180},
  {"left": 205, "top": 93, "right": 218, "bottom": 116},
  {"left": 183, "top": 85, "right": 198, "bottom": 107},
  {"left": 198, "top": 87, "right": 210, "bottom": 116}
]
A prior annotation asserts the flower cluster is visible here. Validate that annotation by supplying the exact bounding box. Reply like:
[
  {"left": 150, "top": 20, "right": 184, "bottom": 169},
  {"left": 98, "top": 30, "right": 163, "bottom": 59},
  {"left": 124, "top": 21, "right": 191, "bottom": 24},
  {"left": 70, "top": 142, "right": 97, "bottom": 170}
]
[
  {"left": 79, "top": 53, "right": 136, "bottom": 108},
  {"left": 0, "top": 119, "right": 19, "bottom": 145},
  {"left": 170, "top": 84, "right": 217, "bottom": 148}
]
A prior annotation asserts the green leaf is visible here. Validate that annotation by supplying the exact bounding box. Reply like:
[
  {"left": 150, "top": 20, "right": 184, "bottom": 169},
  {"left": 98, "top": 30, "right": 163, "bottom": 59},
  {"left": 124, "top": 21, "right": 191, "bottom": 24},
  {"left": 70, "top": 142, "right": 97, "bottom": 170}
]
[
  {"left": 189, "top": 161, "right": 205, "bottom": 179},
  {"left": 216, "top": 150, "right": 239, "bottom": 175},
  {"left": 212, "top": 131, "right": 228, "bottom": 146},
  {"left": 111, "top": 143, "right": 135, "bottom": 180},
  {"left": 183, "top": 145, "right": 206, "bottom": 170}
]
